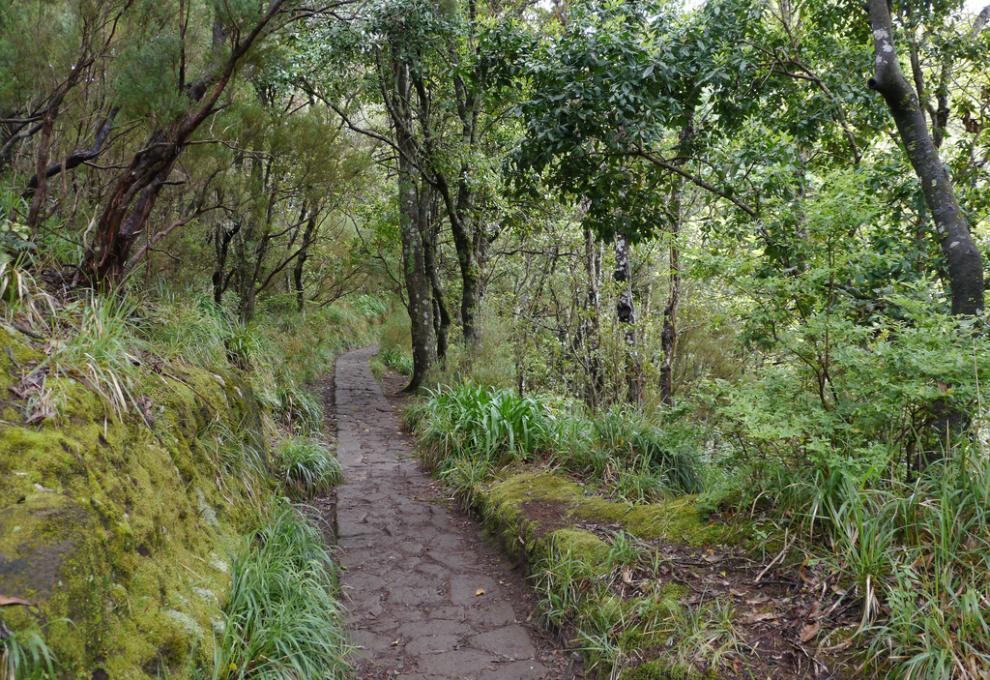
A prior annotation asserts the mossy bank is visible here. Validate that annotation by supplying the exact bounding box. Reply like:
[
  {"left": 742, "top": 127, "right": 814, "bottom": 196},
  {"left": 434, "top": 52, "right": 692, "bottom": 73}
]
[{"left": 0, "top": 325, "right": 273, "bottom": 677}]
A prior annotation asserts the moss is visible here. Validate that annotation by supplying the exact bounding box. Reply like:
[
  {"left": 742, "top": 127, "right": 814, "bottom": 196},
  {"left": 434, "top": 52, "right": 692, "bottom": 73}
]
[
  {"left": 465, "top": 467, "right": 756, "bottom": 679},
  {"left": 0, "top": 329, "right": 271, "bottom": 678},
  {"left": 547, "top": 528, "right": 610, "bottom": 568},
  {"left": 619, "top": 660, "right": 707, "bottom": 680},
  {"left": 481, "top": 470, "right": 751, "bottom": 549},
  {"left": 0, "top": 325, "right": 43, "bottom": 394}
]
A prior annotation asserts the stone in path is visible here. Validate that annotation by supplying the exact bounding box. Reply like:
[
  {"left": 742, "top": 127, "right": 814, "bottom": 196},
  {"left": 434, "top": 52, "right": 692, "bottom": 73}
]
[{"left": 332, "top": 347, "right": 580, "bottom": 679}]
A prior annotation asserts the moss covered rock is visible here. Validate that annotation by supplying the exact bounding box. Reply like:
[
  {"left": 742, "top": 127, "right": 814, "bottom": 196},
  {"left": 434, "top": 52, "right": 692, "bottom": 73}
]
[
  {"left": 479, "top": 469, "right": 749, "bottom": 550},
  {"left": 465, "top": 467, "right": 755, "bottom": 679},
  {"left": 0, "top": 327, "right": 270, "bottom": 678}
]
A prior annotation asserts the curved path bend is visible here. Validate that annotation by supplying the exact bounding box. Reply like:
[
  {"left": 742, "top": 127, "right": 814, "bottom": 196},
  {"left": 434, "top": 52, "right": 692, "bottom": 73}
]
[{"left": 332, "top": 347, "right": 580, "bottom": 680}]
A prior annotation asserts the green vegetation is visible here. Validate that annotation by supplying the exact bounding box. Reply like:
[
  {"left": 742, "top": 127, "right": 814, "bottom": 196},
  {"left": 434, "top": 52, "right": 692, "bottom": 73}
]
[
  {"left": 274, "top": 437, "right": 342, "bottom": 498},
  {"left": 410, "top": 375, "right": 990, "bottom": 676},
  {"left": 4, "top": 0, "right": 990, "bottom": 676},
  {"left": 0, "top": 285, "right": 376, "bottom": 676},
  {"left": 212, "top": 504, "right": 349, "bottom": 679},
  {"left": 409, "top": 386, "right": 704, "bottom": 504}
]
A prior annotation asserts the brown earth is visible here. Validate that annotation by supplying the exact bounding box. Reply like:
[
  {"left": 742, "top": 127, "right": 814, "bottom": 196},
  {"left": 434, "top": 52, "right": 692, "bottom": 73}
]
[{"left": 326, "top": 347, "right": 583, "bottom": 680}]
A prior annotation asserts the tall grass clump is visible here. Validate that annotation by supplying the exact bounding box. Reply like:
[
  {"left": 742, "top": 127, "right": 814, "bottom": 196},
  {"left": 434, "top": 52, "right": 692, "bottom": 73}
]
[
  {"left": 144, "top": 293, "right": 234, "bottom": 367},
  {"left": 1, "top": 623, "right": 54, "bottom": 680},
  {"left": 412, "top": 384, "right": 555, "bottom": 473},
  {"left": 40, "top": 295, "right": 144, "bottom": 418},
  {"left": 582, "top": 408, "right": 702, "bottom": 495},
  {"left": 213, "top": 504, "right": 349, "bottom": 679},
  {"left": 854, "top": 452, "right": 990, "bottom": 678},
  {"left": 0, "top": 252, "right": 54, "bottom": 325},
  {"left": 274, "top": 437, "right": 342, "bottom": 498}
]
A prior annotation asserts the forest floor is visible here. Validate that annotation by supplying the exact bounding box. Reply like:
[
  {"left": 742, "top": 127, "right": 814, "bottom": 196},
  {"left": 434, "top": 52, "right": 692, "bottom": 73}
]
[{"left": 322, "top": 347, "right": 583, "bottom": 679}]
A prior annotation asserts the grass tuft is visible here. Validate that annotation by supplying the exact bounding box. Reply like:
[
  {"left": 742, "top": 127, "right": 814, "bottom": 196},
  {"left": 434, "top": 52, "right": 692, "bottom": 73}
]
[
  {"left": 212, "top": 504, "right": 349, "bottom": 679},
  {"left": 274, "top": 437, "right": 342, "bottom": 498}
]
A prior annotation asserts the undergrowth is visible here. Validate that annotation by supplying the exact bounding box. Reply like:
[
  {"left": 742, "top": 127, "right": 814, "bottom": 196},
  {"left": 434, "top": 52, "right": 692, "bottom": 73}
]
[
  {"left": 275, "top": 437, "right": 342, "bottom": 498},
  {"left": 409, "top": 383, "right": 704, "bottom": 503},
  {"left": 212, "top": 503, "right": 349, "bottom": 679},
  {"left": 410, "top": 372, "right": 990, "bottom": 678},
  {"left": 1, "top": 276, "right": 378, "bottom": 677}
]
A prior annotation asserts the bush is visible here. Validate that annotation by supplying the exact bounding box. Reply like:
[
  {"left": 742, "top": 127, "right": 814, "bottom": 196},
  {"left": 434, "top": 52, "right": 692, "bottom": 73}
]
[
  {"left": 213, "top": 504, "right": 349, "bottom": 679},
  {"left": 584, "top": 408, "right": 702, "bottom": 495}
]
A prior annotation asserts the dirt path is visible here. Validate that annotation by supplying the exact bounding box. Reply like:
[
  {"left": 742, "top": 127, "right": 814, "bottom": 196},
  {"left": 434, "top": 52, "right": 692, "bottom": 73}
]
[{"left": 331, "top": 347, "right": 580, "bottom": 680}]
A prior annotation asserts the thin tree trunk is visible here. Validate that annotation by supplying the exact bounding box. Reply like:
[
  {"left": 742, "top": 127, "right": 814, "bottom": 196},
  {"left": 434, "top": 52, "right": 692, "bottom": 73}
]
[
  {"left": 26, "top": 111, "right": 55, "bottom": 234},
  {"left": 579, "top": 225, "right": 603, "bottom": 409},
  {"left": 426, "top": 240, "right": 450, "bottom": 363},
  {"left": 393, "top": 56, "right": 437, "bottom": 390},
  {"left": 614, "top": 232, "right": 642, "bottom": 405},
  {"left": 294, "top": 211, "right": 318, "bottom": 312},
  {"left": 213, "top": 221, "right": 238, "bottom": 306},
  {"left": 450, "top": 215, "right": 481, "bottom": 345},
  {"left": 660, "top": 218, "right": 680, "bottom": 407}
]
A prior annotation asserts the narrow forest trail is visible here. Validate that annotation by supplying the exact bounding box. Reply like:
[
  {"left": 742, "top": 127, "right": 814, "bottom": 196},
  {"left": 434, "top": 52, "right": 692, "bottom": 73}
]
[{"left": 330, "top": 347, "right": 581, "bottom": 679}]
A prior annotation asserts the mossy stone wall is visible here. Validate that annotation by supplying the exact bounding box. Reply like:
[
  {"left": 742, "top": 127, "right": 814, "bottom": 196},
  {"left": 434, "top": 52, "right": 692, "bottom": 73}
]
[{"left": 0, "top": 327, "right": 270, "bottom": 678}]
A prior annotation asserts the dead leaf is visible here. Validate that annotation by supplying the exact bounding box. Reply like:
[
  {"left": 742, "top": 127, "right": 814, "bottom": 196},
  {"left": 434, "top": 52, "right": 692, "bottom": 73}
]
[
  {"left": 621, "top": 567, "right": 634, "bottom": 585},
  {"left": 475, "top": 588, "right": 486, "bottom": 597},
  {"left": 743, "top": 611, "right": 779, "bottom": 624},
  {"left": 799, "top": 621, "right": 821, "bottom": 643},
  {"left": 0, "top": 595, "right": 32, "bottom": 607}
]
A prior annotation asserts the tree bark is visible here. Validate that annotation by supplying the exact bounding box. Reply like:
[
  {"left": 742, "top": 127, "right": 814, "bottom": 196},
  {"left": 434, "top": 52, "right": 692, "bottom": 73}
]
[
  {"left": 393, "top": 55, "right": 437, "bottom": 390},
  {"left": 423, "top": 198, "right": 450, "bottom": 362},
  {"left": 867, "top": 0, "right": 984, "bottom": 467},
  {"left": 294, "top": 211, "right": 319, "bottom": 312},
  {"left": 213, "top": 221, "right": 239, "bottom": 306},
  {"left": 659, "top": 208, "right": 681, "bottom": 407},
  {"left": 613, "top": 232, "right": 642, "bottom": 405},
  {"left": 578, "top": 225, "right": 604, "bottom": 408},
  {"left": 867, "top": 0, "right": 983, "bottom": 316}
]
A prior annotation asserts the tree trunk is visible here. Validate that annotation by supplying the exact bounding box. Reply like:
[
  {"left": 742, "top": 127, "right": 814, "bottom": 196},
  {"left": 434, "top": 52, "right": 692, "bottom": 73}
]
[
  {"left": 450, "top": 214, "right": 481, "bottom": 346},
  {"left": 425, "top": 228, "right": 450, "bottom": 363},
  {"left": 26, "top": 110, "right": 55, "bottom": 234},
  {"left": 659, "top": 220, "right": 680, "bottom": 407},
  {"left": 294, "top": 211, "right": 318, "bottom": 312},
  {"left": 867, "top": 0, "right": 983, "bottom": 316},
  {"left": 613, "top": 232, "right": 642, "bottom": 405},
  {"left": 867, "top": 0, "right": 984, "bottom": 467},
  {"left": 393, "top": 56, "right": 437, "bottom": 391},
  {"left": 578, "top": 225, "right": 604, "bottom": 409},
  {"left": 212, "top": 221, "right": 238, "bottom": 306}
]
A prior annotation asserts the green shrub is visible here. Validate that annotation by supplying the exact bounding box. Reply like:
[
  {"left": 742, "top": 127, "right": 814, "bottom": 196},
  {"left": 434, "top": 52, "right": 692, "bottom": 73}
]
[
  {"left": 213, "top": 504, "right": 349, "bottom": 679},
  {"left": 586, "top": 408, "right": 702, "bottom": 495},
  {"left": 274, "top": 438, "right": 342, "bottom": 498}
]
